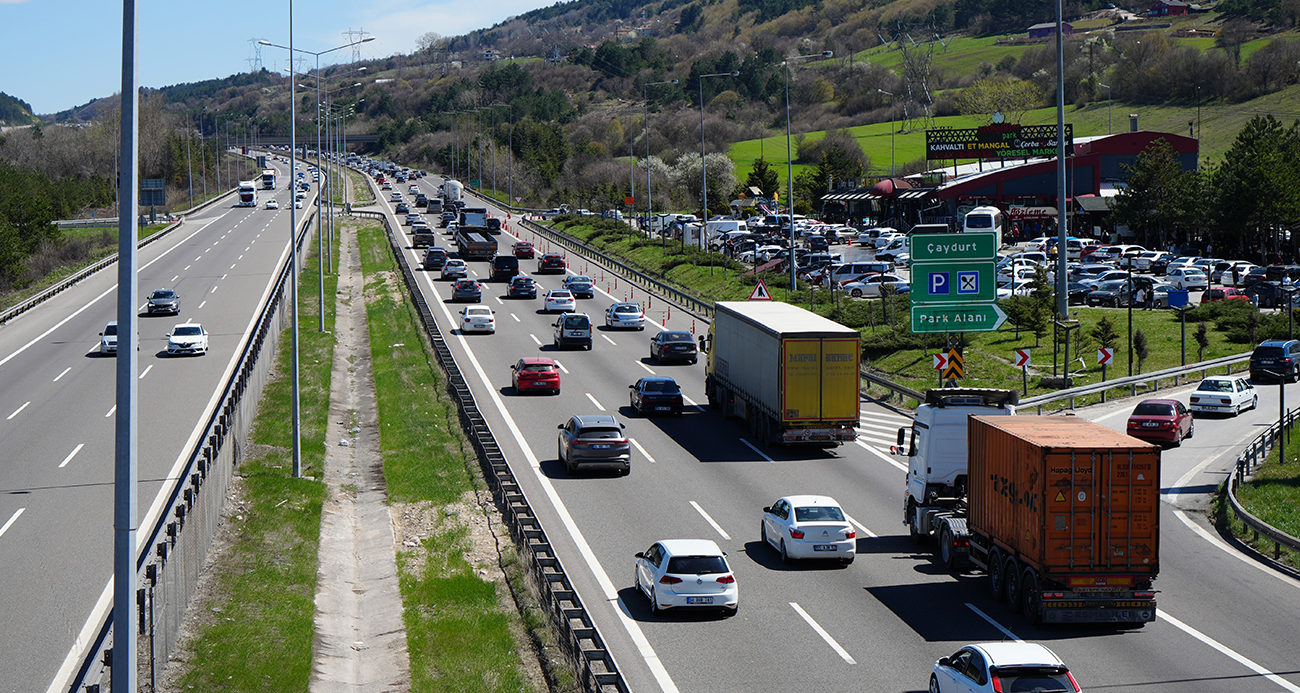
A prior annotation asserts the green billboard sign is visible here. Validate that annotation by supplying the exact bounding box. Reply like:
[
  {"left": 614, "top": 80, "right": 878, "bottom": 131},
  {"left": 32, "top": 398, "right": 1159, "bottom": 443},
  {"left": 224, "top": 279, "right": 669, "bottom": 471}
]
[{"left": 911, "top": 304, "right": 1008, "bottom": 333}]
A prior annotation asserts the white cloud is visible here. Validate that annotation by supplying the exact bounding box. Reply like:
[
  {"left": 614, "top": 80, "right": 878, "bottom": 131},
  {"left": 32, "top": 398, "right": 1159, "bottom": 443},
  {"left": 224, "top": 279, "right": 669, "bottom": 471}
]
[{"left": 345, "top": 0, "right": 558, "bottom": 57}]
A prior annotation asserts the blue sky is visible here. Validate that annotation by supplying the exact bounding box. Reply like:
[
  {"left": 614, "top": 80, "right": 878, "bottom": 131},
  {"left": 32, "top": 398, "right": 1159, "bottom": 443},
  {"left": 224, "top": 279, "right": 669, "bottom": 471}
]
[{"left": 1, "top": 0, "right": 557, "bottom": 115}]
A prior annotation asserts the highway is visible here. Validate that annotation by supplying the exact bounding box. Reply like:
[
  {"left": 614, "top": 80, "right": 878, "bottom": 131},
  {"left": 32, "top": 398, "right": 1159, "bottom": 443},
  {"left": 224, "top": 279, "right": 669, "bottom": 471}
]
[
  {"left": 373, "top": 173, "right": 1300, "bottom": 692},
  {"left": 0, "top": 156, "right": 311, "bottom": 693}
]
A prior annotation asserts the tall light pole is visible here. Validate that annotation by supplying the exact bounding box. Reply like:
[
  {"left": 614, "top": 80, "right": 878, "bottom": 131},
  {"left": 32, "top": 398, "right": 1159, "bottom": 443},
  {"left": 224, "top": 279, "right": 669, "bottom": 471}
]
[
  {"left": 1098, "top": 82, "right": 1112, "bottom": 135},
  {"left": 877, "top": 88, "right": 896, "bottom": 176},
  {"left": 785, "top": 51, "right": 833, "bottom": 292},
  {"left": 643, "top": 79, "right": 677, "bottom": 240},
  {"left": 699, "top": 71, "right": 738, "bottom": 256},
  {"left": 1054, "top": 0, "right": 1069, "bottom": 320}
]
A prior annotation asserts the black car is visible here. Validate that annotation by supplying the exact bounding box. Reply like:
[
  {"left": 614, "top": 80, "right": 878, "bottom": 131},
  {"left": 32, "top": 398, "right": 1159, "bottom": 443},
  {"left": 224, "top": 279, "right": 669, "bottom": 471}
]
[
  {"left": 451, "top": 279, "right": 482, "bottom": 303},
  {"left": 507, "top": 275, "right": 537, "bottom": 299},
  {"left": 422, "top": 247, "right": 449, "bottom": 271},
  {"left": 491, "top": 255, "right": 520, "bottom": 282},
  {"left": 650, "top": 331, "right": 699, "bottom": 364},
  {"left": 629, "top": 377, "right": 684, "bottom": 416},
  {"left": 395, "top": 202, "right": 409, "bottom": 214},
  {"left": 1067, "top": 282, "right": 1093, "bottom": 305},
  {"left": 1250, "top": 339, "right": 1300, "bottom": 382},
  {"left": 440, "top": 212, "right": 458, "bottom": 228},
  {"left": 1245, "top": 281, "right": 1285, "bottom": 307},
  {"left": 1086, "top": 280, "right": 1133, "bottom": 307}
]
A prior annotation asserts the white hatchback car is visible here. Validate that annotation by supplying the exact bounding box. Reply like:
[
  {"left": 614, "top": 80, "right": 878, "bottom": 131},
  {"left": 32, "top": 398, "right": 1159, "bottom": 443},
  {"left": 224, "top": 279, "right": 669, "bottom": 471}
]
[
  {"left": 604, "top": 302, "right": 645, "bottom": 330},
  {"left": 931, "top": 642, "right": 1080, "bottom": 693},
  {"left": 544, "top": 289, "right": 576, "bottom": 313},
  {"left": 760, "top": 495, "right": 856, "bottom": 564},
  {"left": 459, "top": 306, "right": 496, "bottom": 334},
  {"left": 166, "top": 322, "right": 209, "bottom": 356},
  {"left": 634, "top": 539, "right": 738, "bottom": 616},
  {"left": 1188, "top": 376, "right": 1257, "bottom": 416}
]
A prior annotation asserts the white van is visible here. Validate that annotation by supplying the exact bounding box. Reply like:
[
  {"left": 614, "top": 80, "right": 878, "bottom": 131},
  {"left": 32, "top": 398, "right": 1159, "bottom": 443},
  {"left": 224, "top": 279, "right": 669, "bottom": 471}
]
[{"left": 706, "top": 220, "right": 748, "bottom": 238}]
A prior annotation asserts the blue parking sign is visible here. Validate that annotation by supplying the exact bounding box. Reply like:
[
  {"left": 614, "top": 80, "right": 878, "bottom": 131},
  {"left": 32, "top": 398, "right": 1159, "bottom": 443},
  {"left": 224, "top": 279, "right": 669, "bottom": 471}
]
[{"left": 929, "top": 272, "right": 950, "bottom": 295}]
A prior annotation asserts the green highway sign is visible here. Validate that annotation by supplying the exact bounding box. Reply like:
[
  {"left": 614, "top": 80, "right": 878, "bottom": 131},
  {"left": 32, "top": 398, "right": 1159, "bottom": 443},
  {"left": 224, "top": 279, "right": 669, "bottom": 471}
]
[
  {"left": 910, "top": 261, "right": 997, "bottom": 304},
  {"left": 910, "top": 233, "right": 998, "bottom": 262},
  {"left": 911, "top": 304, "right": 1008, "bottom": 333}
]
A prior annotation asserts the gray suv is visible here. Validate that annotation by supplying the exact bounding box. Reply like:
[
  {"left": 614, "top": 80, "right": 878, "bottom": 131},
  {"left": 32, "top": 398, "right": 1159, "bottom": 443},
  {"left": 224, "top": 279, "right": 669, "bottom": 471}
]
[
  {"left": 557, "top": 415, "right": 631, "bottom": 475},
  {"left": 147, "top": 288, "right": 180, "bottom": 315}
]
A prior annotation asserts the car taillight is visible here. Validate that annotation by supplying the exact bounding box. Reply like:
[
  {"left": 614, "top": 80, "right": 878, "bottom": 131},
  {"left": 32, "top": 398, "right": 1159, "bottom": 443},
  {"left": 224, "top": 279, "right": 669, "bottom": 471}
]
[
  {"left": 1066, "top": 672, "right": 1081, "bottom": 693},
  {"left": 844, "top": 530, "right": 856, "bottom": 539},
  {"left": 991, "top": 675, "right": 1004, "bottom": 693},
  {"left": 789, "top": 529, "right": 805, "bottom": 539},
  {"left": 715, "top": 575, "right": 735, "bottom": 584},
  {"left": 659, "top": 575, "right": 682, "bottom": 585},
  {"left": 1189, "top": 396, "right": 1200, "bottom": 403}
]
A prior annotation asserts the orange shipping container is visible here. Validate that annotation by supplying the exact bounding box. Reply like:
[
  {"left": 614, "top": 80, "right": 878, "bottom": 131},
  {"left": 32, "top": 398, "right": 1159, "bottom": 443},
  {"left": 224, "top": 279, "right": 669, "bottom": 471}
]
[{"left": 968, "top": 416, "right": 1160, "bottom": 578}]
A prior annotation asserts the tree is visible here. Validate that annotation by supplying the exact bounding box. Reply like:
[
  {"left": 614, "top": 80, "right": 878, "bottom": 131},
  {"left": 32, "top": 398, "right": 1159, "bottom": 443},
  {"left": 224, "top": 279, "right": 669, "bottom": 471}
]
[
  {"left": 1195, "top": 321, "right": 1210, "bottom": 361},
  {"left": 745, "top": 157, "right": 779, "bottom": 198},
  {"left": 1133, "top": 329, "right": 1149, "bottom": 374},
  {"left": 954, "top": 78, "right": 1043, "bottom": 124},
  {"left": 1091, "top": 316, "right": 1120, "bottom": 349},
  {"left": 1113, "top": 138, "right": 1198, "bottom": 250},
  {"left": 1217, "top": 18, "right": 1251, "bottom": 65},
  {"left": 415, "top": 32, "right": 443, "bottom": 55},
  {"left": 1210, "top": 115, "right": 1300, "bottom": 262}
]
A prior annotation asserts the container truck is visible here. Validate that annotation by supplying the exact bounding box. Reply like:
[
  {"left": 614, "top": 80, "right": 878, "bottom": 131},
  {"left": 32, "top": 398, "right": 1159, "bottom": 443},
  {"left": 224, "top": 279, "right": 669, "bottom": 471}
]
[
  {"left": 442, "top": 179, "right": 464, "bottom": 202},
  {"left": 238, "top": 181, "right": 257, "bottom": 207},
  {"left": 895, "top": 388, "right": 1160, "bottom": 625},
  {"left": 702, "top": 301, "right": 860, "bottom": 445}
]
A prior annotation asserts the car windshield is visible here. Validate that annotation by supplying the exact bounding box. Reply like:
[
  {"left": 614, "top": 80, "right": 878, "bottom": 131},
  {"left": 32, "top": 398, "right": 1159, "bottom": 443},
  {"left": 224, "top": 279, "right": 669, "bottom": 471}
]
[
  {"left": 103, "top": 324, "right": 118, "bottom": 335},
  {"left": 446, "top": 260, "right": 465, "bottom": 268},
  {"left": 522, "top": 363, "right": 554, "bottom": 373},
  {"left": 662, "top": 332, "right": 693, "bottom": 343},
  {"left": 569, "top": 276, "right": 592, "bottom": 284},
  {"left": 665, "top": 555, "right": 728, "bottom": 575},
  {"left": 550, "top": 291, "right": 572, "bottom": 299},
  {"left": 993, "top": 670, "right": 1074, "bottom": 693},
  {"left": 465, "top": 308, "right": 490, "bottom": 316},
  {"left": 1197, "top": 380, "right": 1233, "bottom": 392},
  {"left": 563, "top": 316, "right": 588, "bottom": 329},
  {"left": 794, "top": 505, "right": 846, "bottom": 522},
  {"left": 1133, "top": 402, "right": 1175, "bottom": 416},
  {"left": 173, "top": 326, "right": 202, "bottom": 336},
  {"left": 640, "top": 380, "right": 679, "bottom": 393},
  {"left": 614, "top": 305, "right": 639, "bottom": 314},
  {"left": 152, "top": 290, "right": 175, "bottom": 299},
  {"left": 457, "top": 281, "right": 477, "bottom": 289},
  {"left": 1255, "top": 346, "right": 1286, "bottom": 358},
  {"left": 513, "top": 277, "right": 533, "bottom": 286},
  {"left": 576, "top": 426, "right": 622, "bottom": 439}
]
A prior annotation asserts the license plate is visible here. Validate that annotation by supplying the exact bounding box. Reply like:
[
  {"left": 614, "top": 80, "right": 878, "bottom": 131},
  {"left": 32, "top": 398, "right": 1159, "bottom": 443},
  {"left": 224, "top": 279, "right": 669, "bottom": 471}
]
[
  {"left": 655, "top": 406, "right": 671, "bottom": 411},
  {"left": 686, "top": 597, "right": 713, "bottom": 605},
  {"left": 813, "top": 545, "right": 837, "bottom": 551},
  {"left": 592, "top": 444, "right": 609, "bottom": 449},
  {"left": 1142, "top": 422, "right": 1159, "bottom": 428}
]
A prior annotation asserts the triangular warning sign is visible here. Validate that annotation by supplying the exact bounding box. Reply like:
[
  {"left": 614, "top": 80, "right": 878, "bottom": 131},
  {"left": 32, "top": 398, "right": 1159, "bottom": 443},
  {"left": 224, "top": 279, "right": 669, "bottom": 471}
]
[
  {"left": 748, "top": 281, "right": 772, "bottom": 301},
  {"left": 1054, "top": 490, "right": 1066, "bottom": 502}
]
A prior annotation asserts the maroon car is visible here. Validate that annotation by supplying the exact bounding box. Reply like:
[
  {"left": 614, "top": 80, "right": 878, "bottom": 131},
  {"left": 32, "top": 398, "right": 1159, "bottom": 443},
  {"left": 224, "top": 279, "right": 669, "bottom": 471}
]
[
  {"left": 1126, "top": 399, "right": 1193, "bottom": 446},
  {"left": 538, "top": 253, "right": 567, "bottom": 274},
  {"left": 513, "top": 241, "right": 535, "bottom": 259}
]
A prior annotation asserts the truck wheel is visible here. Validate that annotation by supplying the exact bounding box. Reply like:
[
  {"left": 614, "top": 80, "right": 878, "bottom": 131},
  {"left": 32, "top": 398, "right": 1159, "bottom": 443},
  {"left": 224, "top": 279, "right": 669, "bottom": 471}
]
[
  {"left": 908, "top": 515, "right": 927, "bottom": 545},
  {"left": 938, "top": 525, "right": 957, "bottom": 572},
  {"left": 988, "top": 549, "right": 1007, "bottom": 603},
  {"left": 1004, "top": 557, "right": 1023, "bottom": 613},
  {"left": 1021, "top": 569, "right": 1042, "bottom": 626}
]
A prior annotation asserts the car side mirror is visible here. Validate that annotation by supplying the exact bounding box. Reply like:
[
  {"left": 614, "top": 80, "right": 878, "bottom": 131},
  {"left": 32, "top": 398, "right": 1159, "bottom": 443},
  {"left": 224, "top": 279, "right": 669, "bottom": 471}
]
[
  {"left": 938, "top": 657, "right": 951, "bottom": 668},
  {"left": 557, "top": 424, "right": 564, "bottom": 430},
  {"left": 762, "top": 506, "right": 771, "bottom": 513},
  {"left": 629, "top": 384, "right": 635, "bottom": 389},
  {"left": 165, "top": 333, "right": 172, "bottom": 338},
  {"left": 635, "top": 552, "right": 645, "bottom": 559},
  {"left": 897, "top": 428, "right": 907, "bottom": 447}
]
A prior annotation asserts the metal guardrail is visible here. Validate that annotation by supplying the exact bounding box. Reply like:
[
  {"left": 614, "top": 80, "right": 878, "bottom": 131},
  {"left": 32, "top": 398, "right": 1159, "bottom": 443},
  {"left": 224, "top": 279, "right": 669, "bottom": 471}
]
[
  {"left": 355, "top": 204, "right": 629, "bottom": 693},
  {"left": 66, "top": 206, "right": 317, "bottom": 692},
  {"left": 1226, "top": 411, "right": 1300, "bottom": 570}
]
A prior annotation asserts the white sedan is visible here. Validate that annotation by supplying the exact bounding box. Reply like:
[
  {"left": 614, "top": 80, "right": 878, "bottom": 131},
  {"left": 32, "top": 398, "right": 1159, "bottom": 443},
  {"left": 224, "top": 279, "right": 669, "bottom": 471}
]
[
  {"left": 543, "top": 289, "right": 575, "bottom": 313},
  {"left": 265, "top": 199, "right": 279, "bottom": 210},
  {"left": 459, "top": 306, "right": 496, "bottom": 334},
  {"left": 759, "top": 495, "right": 856, "bottom": 564},
  {"left": 604, "top": 302, "right": 645, "bottom": 330},
  {"left": 633, "top": 539, "right": 738, "bottom": 616},
  {"left": 932, "top": 642, "right": 1080, "bottom": 693},
  {"left": 843, "top": 273, "right": 908, "bottom": 298},
  {"left": 1188, "top": 376, "right": 1257, "bottom": 416},
  {"left": 1167, "top": 267, "right": 1209, "bottom": 290},
  {"left": 872, "top": 231, "right": 904, "bottom": 249},
  {"left": 996, "top": 279, "right": 1036, "bottom": 299},
  {"left": 166, "top": 322, "right": 209, "bottom": 356}
]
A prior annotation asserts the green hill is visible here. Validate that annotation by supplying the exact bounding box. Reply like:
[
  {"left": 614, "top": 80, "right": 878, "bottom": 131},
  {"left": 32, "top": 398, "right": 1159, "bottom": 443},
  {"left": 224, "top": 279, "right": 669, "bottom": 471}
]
[{"left": 0, "top": 92, "right": 35, "bottom": 126}]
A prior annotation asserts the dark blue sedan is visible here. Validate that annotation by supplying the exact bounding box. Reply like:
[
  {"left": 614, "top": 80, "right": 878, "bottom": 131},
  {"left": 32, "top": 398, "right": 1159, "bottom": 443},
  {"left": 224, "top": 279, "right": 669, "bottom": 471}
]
[{"left": 629, "top": 377, "right": 683, "bottom": 416}]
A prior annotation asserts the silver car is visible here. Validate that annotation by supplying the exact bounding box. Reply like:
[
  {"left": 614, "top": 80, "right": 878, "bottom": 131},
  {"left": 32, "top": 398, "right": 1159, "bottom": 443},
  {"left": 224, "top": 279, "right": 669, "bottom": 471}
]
[{"left": 146, "top": 288, "right": 181, "bottom": 315}]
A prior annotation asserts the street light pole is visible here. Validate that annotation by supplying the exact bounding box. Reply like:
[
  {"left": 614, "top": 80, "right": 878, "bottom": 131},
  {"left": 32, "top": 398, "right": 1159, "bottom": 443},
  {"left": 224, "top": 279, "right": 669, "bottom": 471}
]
[
  {"left": 785, "top": 51, "right": 833, "bottom": 293},
  {"left": 699, "top": 70, "right": 738, "bottom": 262},
  {"left": 877, "top": 88, "right": 895, "bottom": 176}
]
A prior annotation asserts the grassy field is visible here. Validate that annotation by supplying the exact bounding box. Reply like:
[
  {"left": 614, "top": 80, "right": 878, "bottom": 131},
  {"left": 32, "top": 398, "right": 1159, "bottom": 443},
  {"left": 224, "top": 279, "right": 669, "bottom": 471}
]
[
  {"left": 171, "top": 226, "right": 338, "bottom": 691},
  {"left": 346, "top": 169, "right": 375, "bottom": 205},
  {"left": 357, "top": 222, "right": 544, "bottom": 692},
  {"left": 1221, "top": 436, "right": 1300, "bottom": 572},
  {"left": 0, "top": 223, "right": 170, "bottom": 313}
]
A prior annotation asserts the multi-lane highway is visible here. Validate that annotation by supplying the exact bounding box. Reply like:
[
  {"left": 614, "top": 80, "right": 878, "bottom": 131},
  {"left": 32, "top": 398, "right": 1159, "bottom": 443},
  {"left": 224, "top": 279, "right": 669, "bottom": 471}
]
[
  {"left": 0, "top": 157, "right": 311, "bottom": 693},
  {"left": 369, "top": 173, "right": 1300, "bottom": 692}
]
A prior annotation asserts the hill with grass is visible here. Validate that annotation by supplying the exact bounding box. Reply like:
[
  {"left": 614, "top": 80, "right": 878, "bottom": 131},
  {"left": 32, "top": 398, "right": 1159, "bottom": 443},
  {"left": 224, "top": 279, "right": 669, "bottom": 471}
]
[{"left": 0, "top": 91, "right": 35, "bottom": 126}]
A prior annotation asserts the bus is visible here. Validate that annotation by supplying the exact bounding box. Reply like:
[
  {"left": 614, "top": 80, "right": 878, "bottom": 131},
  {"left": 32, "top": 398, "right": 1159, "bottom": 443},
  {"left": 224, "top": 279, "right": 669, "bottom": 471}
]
[
  {"left": 962, "top": 206, "right": 1005, "bottom": 248},
  {"left": 261, "top": 168, "right": 277, "bottom": 190},
  {"left": 238, "top": 181, "right": 257, "bottom": 207}
]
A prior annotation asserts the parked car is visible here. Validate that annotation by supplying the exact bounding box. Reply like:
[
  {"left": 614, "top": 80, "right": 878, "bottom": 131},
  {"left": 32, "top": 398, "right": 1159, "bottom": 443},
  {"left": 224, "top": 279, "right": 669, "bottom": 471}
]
[
  {"left": 1086, "top": 280, "right": 1132, "bottom": 307},
  {"left": 1201, "top": 287, "right": 1251, "bottom": 303},
  {"left": 1166, "top": 267, "right": 1209, "bottom": 291},
  {"left": 1250, "top": 339, "right": 1300, "bottom": 382},
  {"left": 930, "top": 643, "right": 1080, "bottom": 693},
  {"left": 759, "top": 495, "right": 856, "bottom": 564},
  {"left": 459, "top": 306, "right": 496, "bottom": 334},
  {"left": 628, "top": 376, "right": 684, "bottom": 416},
  {"left": 1189, "top": 376, "right": 1257, "bottom": 416},
  {"left": 511, "top": 357, "right": 560, "bottom": 395},
  {"left": 557, "top": 414, "right": 630, "bottom": 475},
  {"left": 650, "top": 330, "right": 699, "bottom": 364},
  {"left": 843, "top": 273, "right": 908, "bottom": 298},
  {"left": 633, "top": 539, "right": 737, "bottom": 615},
  {"left": 1067, "top": 282, "right": 1093, "bottom": 305},
  {"left": 605, "top": 302, "right": 646, "bottom": 330},
  {"left": 1126, "top": 399, "right": 1194, "bottom": 446},
  {"left": 1245, "top": 281, "right": 1288, "bottom": 307}
]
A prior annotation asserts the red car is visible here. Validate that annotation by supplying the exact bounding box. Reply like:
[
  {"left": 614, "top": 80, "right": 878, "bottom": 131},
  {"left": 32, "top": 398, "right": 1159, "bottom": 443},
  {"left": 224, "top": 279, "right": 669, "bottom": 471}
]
[
  {"left": 1126, "top": 399, "right": 1194, "bottom": 446},
  {"left": 1202, "top": 287, "right": 1250, "bottom": 303},
  {"left": 538, "top": 253, "right": 567, "bottom": 274},
  {"left": 511, "top": 357, "right": 561, "bottom": 395},
  {"left": 513, "top": 241, "right": 535, "bottom": 259}
]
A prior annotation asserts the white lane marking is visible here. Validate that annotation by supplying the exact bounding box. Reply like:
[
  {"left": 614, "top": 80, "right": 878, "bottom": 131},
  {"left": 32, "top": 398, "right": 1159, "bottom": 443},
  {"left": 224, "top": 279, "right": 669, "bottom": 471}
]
[
  {"left": 210, "top": 286, "right": 218, "bottom": 294},
  {"left": 238, "top": 254, "right": 244, "bottom": 260},
  {"left": 1173, "top": 509, "right": 1300, "bottom": 590},
  {"left": 194, "top": 256, "right": 202, "bottom": 261},
  {"left": 495, "top": 297, "right": 504, "bottom": 305},
  {"left": 690, "top": 501, "right": 731, "bottom": 540},
  {"left": 554, "top": 360, "right": 569, "bottom": 374},
  {"left": 7, "top": 401, "right": 31, "bottom": 420},
  {"left": 739, "top": 438, "right": 775, "bottom": 462},
  {"left": 856, "top": 439, "right": 908, "bottom": 471},
  {"left": 529, "top": 334, "right": 541, "bottom": 346},
  {"left": 966, "top": 603, "right": 1021, "bottom": 641},
  {"left": 0, "top": 508, "right": 24, "bottom": 539},
  {"left": 682, "top": 395, "right": 704, "bottom": 411},
  {"left": 231, "top": 264, "right": 237, "bottom": 269},
  {"left": 171, "top": 275, "right": 178, "bottom": 282},
  {"left": 630, "top": 438, "right": 656, "bottom": 463},
  {"left": 104, "top": 405, "right": 116, "bottom": 417},
  {"left": 198, "top": 301, "right": 207, "bottom": 309},
  {"left": 841, "top": 512, "right": 879, "bottom": 538},
  {"left": 789, "top": 603, "right": 856, "bottom": 664},
  {"left": 1095, "top": 407, "right": 1132, "bottom": 423},
  {"left": 221, "top": 274, "right": 228, "bottom": 280},
  {"left": 585, "top": 393, "right": 606, "bottom": 411},
  {"left": 53, "top": 367, "right": 71, "bottom": 382},
  {"left": 602, "top": 334, "right": 617, "bottom": 346},
  {"left": 138, "top": 303, "right": 146, "bottom": 311},
  {"left": 1159, "top": 610, "right": 1300, "bottom": 692},
  {"left": 184, "top": 265, "right": 190, "bottom": 271},
  {"left": 0, "top": 220, "right": 215, "bottom": 372},
  {"left": 59, "top": 444, "right": 84, "bottom": 469},
  {"left": 510, "top": 314, "right": 520, "bottom": 322},
  {"left": 413, "top": 253, "right": 681, "bottom": 693},
  {"left": 637, "top": 361, "right": 656, "bottom": 374},
  {"left": 138, "top": 364, "right": 153, "bottom": 380}
]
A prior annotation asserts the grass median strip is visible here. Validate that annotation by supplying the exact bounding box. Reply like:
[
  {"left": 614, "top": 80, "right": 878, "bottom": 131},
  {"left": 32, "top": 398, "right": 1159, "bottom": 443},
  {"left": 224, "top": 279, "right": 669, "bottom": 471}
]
[
  {"left": 356, "top": 221, "right": 549, "bottom": 692},
  {"left": 167, "top": 230, "right": 338, "bottom": 691},
  {"left": 1221, "top": 436, "right": 1300, "bottom": 572}
]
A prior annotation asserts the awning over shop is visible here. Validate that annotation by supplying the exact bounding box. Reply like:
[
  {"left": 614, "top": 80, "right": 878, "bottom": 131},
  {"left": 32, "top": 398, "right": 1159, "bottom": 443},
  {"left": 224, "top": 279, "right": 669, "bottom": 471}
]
[
  {"left": 820, "top": 191, "right": 881, "bottom": 202},
  {"left": 897, "top": 189, "right": 931, "bottom": 200},
  {"left": 1075, "top": 196, "right": 1113, "bottom": 213}
]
